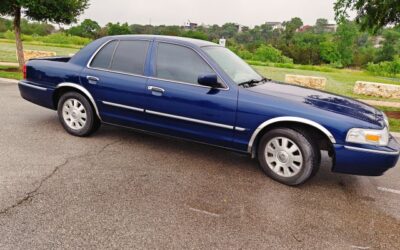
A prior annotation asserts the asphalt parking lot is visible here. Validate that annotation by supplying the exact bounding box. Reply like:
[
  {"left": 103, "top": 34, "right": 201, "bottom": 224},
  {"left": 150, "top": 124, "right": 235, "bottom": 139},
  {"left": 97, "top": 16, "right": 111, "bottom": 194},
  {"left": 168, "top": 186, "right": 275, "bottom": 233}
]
[{"left": 1, "top": 79, "right": 400, "bottom": 249}]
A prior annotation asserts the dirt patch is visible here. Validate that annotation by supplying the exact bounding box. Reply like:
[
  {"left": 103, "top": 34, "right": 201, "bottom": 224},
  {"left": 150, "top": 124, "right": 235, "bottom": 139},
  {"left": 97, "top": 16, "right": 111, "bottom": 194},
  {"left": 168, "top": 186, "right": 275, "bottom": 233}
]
[
  {"left": 385, "top": 111, "right": 400, "bottom": 119},
  {"left": 1, "top": 67, "right": 20, "bottom": 73}
]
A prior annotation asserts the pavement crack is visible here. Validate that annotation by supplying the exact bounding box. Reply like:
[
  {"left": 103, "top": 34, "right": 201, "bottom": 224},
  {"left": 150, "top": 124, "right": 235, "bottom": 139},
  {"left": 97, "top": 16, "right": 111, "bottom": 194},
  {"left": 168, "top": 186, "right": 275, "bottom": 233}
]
[
  {"left": 0, "top": 159, "right": 69, "bottom": 215},
  {"left": 0, "top": 139, "right": 121, "bottom": 216},
  {"left": 95, "top": 139, "right": 121, "bottom": 156}
]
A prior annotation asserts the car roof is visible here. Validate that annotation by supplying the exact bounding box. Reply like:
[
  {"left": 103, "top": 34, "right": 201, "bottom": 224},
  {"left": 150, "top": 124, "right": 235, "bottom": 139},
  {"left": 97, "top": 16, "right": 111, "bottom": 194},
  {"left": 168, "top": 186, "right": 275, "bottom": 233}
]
[{"left": 108, "top": 34, "right": 219, "bottom": 48}]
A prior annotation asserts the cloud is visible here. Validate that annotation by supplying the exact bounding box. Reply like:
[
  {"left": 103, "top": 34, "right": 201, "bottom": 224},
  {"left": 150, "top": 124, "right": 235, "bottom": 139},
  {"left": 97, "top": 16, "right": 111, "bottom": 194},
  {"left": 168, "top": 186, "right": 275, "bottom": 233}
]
[{"left": 81, "top": 0, "right": 337, "bottom": 26}]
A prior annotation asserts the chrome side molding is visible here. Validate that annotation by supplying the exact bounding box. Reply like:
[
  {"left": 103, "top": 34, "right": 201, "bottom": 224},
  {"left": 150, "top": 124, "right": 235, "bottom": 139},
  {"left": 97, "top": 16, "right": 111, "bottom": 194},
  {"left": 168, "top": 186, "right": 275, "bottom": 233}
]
[
  {"left": 102, "top": 101, "right": 144, "bottom": 112},
  {"left": 19, "top": 81, "right": 47, "bottom": 91},
  {"left": 146, "top": 109, "right": 235, "bottom": 130},
  {"left": 344, "top": 146, "right": 399, "bottom": 155}
]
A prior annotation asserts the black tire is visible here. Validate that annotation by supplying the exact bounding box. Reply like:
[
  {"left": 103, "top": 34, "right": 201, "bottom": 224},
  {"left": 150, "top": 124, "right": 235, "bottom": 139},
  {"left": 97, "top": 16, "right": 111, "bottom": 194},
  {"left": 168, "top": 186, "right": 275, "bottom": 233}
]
[
  {"left": 257, "top": 128, "right": 320, "bottom": 186},
  {"left": 57, "top": 91, "right": 100, "bottom": 137}
]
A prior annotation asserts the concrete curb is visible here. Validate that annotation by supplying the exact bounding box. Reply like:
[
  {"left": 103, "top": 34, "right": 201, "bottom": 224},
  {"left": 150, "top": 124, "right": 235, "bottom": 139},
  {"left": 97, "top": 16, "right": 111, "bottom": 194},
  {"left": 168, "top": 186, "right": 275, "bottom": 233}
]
[
  {"left": 0, "top": 62, "right": 19, "bottom": 67},
  {"left": 0, "top": 77, "right": 18, "bottom": 83},
  {"left": 358, "top": 99, "right": 400, "bottom": 108}
]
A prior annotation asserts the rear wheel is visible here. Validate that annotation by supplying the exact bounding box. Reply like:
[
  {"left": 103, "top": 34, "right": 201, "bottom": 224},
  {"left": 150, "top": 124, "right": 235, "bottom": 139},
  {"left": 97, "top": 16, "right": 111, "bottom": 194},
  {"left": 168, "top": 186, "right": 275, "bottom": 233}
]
[
  {"left": 57, "top": 92, "right": 100, "bottom": 137},
  {"left": 257, "top": 128, "right": 320, "bottom": 186}
]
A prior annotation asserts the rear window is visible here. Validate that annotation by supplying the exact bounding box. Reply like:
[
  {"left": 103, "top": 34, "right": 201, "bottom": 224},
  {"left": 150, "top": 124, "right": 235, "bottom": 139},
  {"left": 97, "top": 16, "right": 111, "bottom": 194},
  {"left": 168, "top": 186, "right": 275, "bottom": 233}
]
[
  {"left": 90, "top": 41, "right": 117, "bottom": 69},
  {"left": 110, "top": 41, "right": 150, "bottom": 75},
  {"left": 90, "top": 40, "right": 150, "bottom": 75}
]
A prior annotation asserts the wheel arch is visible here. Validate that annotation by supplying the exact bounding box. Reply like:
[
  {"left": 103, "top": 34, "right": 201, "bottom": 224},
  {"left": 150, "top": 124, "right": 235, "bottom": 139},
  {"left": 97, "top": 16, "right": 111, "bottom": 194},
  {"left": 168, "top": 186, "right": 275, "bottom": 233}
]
[
  {"left": 248, "top": 117, "right": 336, "bottom": 154},
  {"left": 53, "top": 83, "right": 101, "bottom": 120}
]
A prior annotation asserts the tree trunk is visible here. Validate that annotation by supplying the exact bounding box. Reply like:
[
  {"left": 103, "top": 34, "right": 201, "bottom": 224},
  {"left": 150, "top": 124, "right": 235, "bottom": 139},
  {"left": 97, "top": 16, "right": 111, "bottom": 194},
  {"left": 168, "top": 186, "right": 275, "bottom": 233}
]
[{"left": 13, "top": 6, "right": 25, "bottom": 69}]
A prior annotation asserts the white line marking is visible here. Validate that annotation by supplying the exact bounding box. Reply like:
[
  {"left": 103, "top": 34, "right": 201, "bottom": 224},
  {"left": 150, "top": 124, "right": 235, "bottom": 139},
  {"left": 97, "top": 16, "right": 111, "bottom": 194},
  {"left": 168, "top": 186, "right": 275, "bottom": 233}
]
[
  {"left": 188, "top": 207, "right": 220, "bottom": 217},
  {"left": 351, "top": 246, "right": 370, "bottom": 250},
  {"left": 377, "top": 187, "right": 400, "bottom": 195}
]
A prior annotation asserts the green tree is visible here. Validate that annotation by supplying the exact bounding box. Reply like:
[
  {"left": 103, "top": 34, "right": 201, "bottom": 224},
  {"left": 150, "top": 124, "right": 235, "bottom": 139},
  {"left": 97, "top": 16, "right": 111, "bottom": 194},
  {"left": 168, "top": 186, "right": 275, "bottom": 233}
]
[
  {"left": 335, "top": 0, "right": 400, "bottom": 32},
  {"left": 221, "top": 23, "right": 239, "bottom": 39},
  {"left": 105, "top": 22, "right": 130, "bottom": 36},
  {"left": 320, "top": 40, "right": 341, "bottom": 65},
  {"left": 283, "top": 17, "right": 303, "bottom": 42},
  {"left": 0, "top": 0, "right": 89, "bottom": 68},
  {"left": 375, "top": 30, "right": 400, "bottom": 62},
  {"left": 335, "top": 21, "right": 358, "bottom": 66},
  {"left": 68, "top": 19, "right": 100, "bottom": 39}
]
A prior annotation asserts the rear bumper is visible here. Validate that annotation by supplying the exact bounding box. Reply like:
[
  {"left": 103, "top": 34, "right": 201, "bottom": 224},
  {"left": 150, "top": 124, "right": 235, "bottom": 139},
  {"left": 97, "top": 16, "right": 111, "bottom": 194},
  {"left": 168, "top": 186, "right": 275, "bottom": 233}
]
[
  {"left": 332, "top": 135, "right": 400, "bottom": 176},
  {"left": 18, "top": 81, "right": 55, "bottom": 109}
]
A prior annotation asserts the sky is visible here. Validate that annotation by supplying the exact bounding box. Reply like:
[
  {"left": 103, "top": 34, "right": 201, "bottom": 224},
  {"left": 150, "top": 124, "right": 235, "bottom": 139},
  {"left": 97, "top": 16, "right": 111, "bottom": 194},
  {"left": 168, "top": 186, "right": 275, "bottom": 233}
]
[{"left": 80, "top": 0, "right": 338, "bottom": 27}]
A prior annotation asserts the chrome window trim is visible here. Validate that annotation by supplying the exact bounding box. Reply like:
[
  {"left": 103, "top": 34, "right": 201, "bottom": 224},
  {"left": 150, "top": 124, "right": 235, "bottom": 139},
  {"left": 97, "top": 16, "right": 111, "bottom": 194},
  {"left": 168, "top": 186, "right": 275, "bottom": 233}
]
[
  {"left": 146, "top": 76, "right": 225, "bottom": 90},
  {"left": 247, "top": 117, "right": 337, "bottom": 153},
  {"left": 56, "top": 83, "right": 101, "bottom": 120},
  {"left": 154, "top": 41, "right": 229, "bottom": 91},
  {"left": 102, "top": 101, "right": 144, "bottom": 112},
  {"left": 146, "top": 109, "right": 235, "bottom": 130},
  {"left": 19, "top": 81, "right": 47, "bottom": 91},
  {"left": 344, "top": 146, "right": 399, "bottom": 155}
]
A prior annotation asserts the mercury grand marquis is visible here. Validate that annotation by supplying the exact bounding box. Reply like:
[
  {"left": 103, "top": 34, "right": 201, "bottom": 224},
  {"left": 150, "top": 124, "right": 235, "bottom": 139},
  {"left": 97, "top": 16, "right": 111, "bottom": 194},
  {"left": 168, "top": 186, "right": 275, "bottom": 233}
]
[{"left": 18, "top": 35, "right": 400, "bottom": 185}]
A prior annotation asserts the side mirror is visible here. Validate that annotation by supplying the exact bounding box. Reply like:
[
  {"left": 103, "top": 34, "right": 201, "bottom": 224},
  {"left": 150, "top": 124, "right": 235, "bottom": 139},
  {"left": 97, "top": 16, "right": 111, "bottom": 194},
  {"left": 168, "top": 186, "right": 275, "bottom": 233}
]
[{"left": 198, "top": 74, "right": 222, "bottom": 88}]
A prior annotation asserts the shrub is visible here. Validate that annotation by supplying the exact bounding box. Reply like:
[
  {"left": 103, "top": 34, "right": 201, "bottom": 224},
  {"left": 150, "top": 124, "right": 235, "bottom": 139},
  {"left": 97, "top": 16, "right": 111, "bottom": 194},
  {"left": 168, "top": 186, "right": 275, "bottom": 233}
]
[
  {"left": 35, "top": 33, "right": 91, "bottom": 46},
  {"left": 252, "top": 44, "right": 293, "bottom": 64},
  {"left": 367, "top": 57, "right": 400, "bottom": 77}
]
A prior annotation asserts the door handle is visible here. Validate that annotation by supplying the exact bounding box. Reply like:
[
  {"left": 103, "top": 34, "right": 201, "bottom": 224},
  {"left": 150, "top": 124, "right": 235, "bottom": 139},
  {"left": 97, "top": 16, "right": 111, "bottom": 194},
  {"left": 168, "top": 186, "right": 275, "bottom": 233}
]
[
  {"left": 148, "top": 86, "right": 165, "bottom": 94},
  {"left": 87, "top": 76, "right": 100, "bottom": 84}
]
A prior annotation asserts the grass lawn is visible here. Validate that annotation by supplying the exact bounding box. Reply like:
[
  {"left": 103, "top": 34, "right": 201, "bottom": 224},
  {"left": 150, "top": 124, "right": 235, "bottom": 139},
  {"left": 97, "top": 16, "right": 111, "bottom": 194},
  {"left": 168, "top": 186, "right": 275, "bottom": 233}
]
[
  {"left": 0, "top": 41, "right": 80, "bottom": 63},
  {"left": 0, "top": 65, "right": 22, "bottom": 80},
  {"left": 254, "top": 66, "right": 400, "bottom": 102}
]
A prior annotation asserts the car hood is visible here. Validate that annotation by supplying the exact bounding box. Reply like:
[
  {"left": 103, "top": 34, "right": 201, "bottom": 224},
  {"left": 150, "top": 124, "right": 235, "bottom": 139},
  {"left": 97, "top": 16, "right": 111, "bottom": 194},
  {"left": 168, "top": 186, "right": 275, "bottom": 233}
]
[{"left": 249, "top": 81, "right": 384, "bottom": 127}]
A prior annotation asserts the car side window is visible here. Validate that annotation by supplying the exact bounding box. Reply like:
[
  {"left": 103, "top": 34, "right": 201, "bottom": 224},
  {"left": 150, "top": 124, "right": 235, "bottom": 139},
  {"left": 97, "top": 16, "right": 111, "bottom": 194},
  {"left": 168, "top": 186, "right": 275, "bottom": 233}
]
[
  {"left": 90, "top": 40, "right": 150, "bottom": 75},
  {"left": 156, "top": 43, "right": 214, "bottom": 85},
  {"left": 110, "top": 40, "right": 150, "bottom": 75},
  {"left": 90, "top": 41, "right": 118, "bottom": 69}
]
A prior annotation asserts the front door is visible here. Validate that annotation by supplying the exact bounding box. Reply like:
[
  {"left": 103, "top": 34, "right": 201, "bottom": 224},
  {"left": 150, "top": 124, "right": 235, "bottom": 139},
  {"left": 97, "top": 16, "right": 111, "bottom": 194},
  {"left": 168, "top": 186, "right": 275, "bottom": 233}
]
[{"left": 145, "top": 42, "right": 237, "bottom": 147}]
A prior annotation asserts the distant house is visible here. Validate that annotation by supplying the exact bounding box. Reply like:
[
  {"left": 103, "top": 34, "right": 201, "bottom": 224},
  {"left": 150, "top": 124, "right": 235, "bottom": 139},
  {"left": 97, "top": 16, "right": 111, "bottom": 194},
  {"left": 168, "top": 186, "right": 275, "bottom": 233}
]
[
  {"left": 184, "top": 20, "right": 198, "bottom": 30},
  {"left": 372, "top": 36, "right": 385, "bottom": 48},
  {"left": 324, "top": 21, "right": 337, "bottom": 32},
  {"left": 265, "top": 22, "right": 284, "bottom": 30},
  {"left": 297, "top": 25, "right": 313, "bottom": 32}
]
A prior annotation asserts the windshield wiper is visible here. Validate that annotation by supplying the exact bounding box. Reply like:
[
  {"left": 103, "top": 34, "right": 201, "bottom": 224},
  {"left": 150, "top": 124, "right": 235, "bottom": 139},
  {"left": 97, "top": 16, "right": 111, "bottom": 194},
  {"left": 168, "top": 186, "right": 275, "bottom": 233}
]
[{"left": 238, "top": 77, "right": 270, "bottom": 87}]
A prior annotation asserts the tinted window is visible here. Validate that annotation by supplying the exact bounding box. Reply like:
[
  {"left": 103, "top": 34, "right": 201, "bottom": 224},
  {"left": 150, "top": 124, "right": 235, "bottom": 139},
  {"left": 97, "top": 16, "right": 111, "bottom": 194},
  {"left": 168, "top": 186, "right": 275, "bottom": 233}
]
[
  {"left": 90, "top": 41, "right": 117, "bottom": 69},
  {"left": 156, "top": 43, "right": 214, "bottom": 84},
  {"left": 110, "top": 40, "right": 150, "bottom": 75}
]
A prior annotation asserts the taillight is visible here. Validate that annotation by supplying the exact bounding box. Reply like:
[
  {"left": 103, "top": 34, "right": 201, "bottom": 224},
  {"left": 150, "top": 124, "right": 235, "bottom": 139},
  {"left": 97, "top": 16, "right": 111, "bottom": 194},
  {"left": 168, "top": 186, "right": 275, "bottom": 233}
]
[{"left": 23, "top": 64, "right": 27, "bottom": 79}]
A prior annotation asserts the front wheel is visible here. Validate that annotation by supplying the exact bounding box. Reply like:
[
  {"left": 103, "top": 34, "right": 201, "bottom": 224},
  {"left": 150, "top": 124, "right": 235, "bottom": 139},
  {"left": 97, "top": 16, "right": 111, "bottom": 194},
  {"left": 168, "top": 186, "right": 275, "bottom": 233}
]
[
  {"left": 257, "top": 128, "right": 320, "bottom": 186},
  {"left": 57, "top": 92, "right": 100, "bottom": 137}
]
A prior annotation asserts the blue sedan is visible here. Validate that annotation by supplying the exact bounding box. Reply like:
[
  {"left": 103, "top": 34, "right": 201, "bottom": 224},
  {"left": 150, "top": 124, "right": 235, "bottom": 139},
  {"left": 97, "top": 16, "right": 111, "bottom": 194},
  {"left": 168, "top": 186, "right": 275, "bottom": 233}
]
[{"left": 18, "top": 35, "right": 400, "bottom": 185}]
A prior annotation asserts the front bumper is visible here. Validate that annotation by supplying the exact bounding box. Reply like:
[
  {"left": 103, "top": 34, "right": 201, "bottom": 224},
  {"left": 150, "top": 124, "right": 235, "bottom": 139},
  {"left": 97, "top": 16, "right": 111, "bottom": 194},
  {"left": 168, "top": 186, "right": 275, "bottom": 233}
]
[{"left": 332, "top": 135, "right": 400, "bottom": 176}]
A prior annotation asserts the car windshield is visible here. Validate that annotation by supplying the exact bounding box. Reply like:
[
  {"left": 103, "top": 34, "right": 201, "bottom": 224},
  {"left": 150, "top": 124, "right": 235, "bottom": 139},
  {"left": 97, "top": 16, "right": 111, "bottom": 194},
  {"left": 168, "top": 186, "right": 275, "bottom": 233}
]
[{"left": 202, "top": 46, "right": 263, "bottom": 85}]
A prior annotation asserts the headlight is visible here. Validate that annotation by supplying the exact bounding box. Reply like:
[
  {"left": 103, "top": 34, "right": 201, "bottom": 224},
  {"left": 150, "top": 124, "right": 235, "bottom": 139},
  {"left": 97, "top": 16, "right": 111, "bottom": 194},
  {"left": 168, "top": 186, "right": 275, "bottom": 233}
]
[
  {"left": 382, "top": 112, "right": 390, "bottom": 129},
  {"left": 346, "top": 127, "right": 389, "bottom": 146}
]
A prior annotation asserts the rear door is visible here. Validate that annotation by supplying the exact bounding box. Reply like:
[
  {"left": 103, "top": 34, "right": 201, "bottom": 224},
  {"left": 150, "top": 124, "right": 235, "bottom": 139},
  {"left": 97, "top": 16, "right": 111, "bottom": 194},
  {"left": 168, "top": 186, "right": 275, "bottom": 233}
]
[
  {"left": 81, "top": 39, "right": 152, "bottom": 127},
  {"left": 144, "top": 42, "right": 238, "bottom": 147}
]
